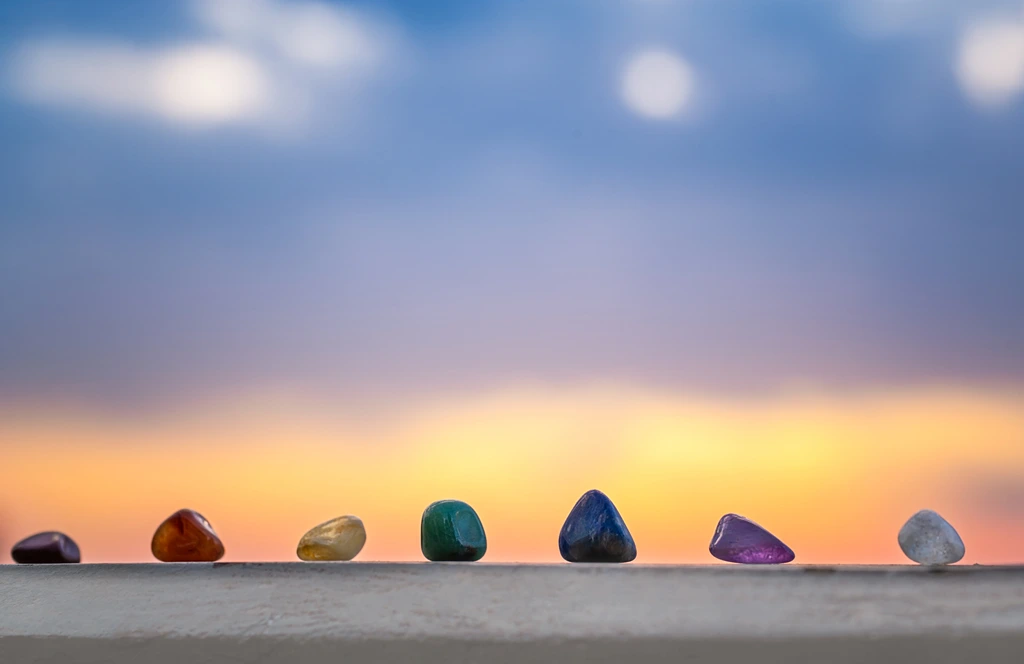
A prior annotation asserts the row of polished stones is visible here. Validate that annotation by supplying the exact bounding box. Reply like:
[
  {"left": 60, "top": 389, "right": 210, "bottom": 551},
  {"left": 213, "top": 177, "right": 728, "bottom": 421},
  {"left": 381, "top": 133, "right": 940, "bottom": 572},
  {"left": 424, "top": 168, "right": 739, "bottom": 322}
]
[{"left": 8, "top": 490, "right": 965, "bottom": 566}]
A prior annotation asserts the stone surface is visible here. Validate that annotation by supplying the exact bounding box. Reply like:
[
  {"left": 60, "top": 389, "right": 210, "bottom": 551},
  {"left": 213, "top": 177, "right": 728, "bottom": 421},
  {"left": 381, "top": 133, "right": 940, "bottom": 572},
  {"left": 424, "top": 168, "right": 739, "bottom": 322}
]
[
  {"left": 421, "top": 500, "right": 487, "bottom": 561},
  {"left": 11, "top": 531, "right": 81, "bottom": 564},
  {"left": 151, "top": 509, "right": 225, "bottom": 562},
  {"left": 5, "top": 564, "right": 1024, "bottom": 664},
  {"left": 709, "top": 514, "right": 795, "bottom": 564},
  {"left": 898, "top": 509, "right": 965, "bottom": 565},
  {"left": 558, "top": 489, "right": 636, "bottom": 563},
  {"left": 297, "top": 515, "right": 366, "bottom": 561}
]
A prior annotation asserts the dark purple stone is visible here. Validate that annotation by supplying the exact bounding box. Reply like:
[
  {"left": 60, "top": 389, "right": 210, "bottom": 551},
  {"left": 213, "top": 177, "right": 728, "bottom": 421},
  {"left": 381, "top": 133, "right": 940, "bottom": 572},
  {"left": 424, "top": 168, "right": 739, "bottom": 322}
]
[
  {"left": 11, "top": 531, "right": 81, "bottom": 564},
  {"left": 709, "top": 514, "right": 794, "bottom": 564}
]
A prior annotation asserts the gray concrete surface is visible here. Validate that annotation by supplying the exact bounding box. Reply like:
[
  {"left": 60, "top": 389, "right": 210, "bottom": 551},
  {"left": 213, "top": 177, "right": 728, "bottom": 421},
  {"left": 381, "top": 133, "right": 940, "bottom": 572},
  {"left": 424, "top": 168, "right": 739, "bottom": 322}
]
[{"left": 2, "top": 563, "right": 1024, "bottom": 662}]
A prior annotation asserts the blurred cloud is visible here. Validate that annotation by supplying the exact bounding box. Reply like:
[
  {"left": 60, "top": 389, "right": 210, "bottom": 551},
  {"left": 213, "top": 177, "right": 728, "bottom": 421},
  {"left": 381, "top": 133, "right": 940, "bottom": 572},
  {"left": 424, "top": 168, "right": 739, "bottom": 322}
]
[
  {"left": 621, "top": 49, "right": 695, "bottom": 119},
  {"left": 844, "top": 0, "right": 956, "bottom": 37},
  {"left": 4, "top": 0, "right": 393, "bottom": 130},
  {"left": 956, "top": 17, "right": 1024, "bottom": 108},
  {"left": 192, "top": 0, "right": 383, "bottom": 71},
  {"left": 842, "top": 0, "right": 1023, "bottom": 38},
  {"left": 10, "top": 41, "right": 271, "bottom": 126},
  {"left": 839, "top": 1, "right": 1024, "bottom": 110}
]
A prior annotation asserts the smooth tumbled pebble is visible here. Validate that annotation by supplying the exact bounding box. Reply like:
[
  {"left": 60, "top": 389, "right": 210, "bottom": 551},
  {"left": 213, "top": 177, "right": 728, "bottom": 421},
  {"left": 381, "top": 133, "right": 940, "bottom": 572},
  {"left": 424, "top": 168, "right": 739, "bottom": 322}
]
[
  {"left": 898, "top": 509, "right": 965, "bottom": 565},
  {"left": 151, "top": 508, "right": 225, "bottom": 562},
  {"left": 297, "top": 515, "right": 366, "bottom": 561},
  {"left": 709, "top": 514, "right": 795, "bottom": 564},
  {"left": 11, "top": 531, "right": 81, "bottom": 564},
  {"left": 558, "top": 489, "right": 636, "bottom": 563},
  {"left": 421, "top": 499, "right": 487, "bottom": 561}
]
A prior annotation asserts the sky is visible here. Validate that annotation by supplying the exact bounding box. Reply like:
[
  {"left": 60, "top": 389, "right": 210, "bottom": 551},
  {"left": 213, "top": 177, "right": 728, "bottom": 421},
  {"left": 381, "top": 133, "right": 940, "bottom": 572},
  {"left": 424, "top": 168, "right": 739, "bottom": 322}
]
[{"left": 1, "top": 0, "right": 1024, "bottom": 564}]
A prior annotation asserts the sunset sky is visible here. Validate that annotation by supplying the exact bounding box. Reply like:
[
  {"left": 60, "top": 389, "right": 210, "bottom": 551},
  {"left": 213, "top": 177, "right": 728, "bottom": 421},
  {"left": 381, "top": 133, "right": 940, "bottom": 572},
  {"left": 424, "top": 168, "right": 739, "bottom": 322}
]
[{"left": 2, "top": 0, "right": 1024, "bottom": 564}]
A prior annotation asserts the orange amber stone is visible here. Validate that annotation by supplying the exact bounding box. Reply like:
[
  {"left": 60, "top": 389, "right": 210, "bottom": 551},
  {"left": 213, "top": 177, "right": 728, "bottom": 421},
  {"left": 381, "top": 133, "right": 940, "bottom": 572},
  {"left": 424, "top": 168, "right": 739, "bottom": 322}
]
[{"left": 151, "top": 508, "right": 225, "bottom": 562}]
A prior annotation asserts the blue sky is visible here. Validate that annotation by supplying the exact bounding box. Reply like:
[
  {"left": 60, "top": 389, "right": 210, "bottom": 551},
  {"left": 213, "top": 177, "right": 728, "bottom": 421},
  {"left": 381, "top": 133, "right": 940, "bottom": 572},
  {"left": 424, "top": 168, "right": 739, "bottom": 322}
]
[{"left": 2, "top": 0, "right": 1024, "bottom": 409}]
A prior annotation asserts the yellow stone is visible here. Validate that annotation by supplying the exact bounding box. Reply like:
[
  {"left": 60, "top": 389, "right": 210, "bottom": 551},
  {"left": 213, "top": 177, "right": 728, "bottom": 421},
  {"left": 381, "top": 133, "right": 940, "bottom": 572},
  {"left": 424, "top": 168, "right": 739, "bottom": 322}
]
[{"left": 296, "top": 515, "right": 367, "bottom": 561}]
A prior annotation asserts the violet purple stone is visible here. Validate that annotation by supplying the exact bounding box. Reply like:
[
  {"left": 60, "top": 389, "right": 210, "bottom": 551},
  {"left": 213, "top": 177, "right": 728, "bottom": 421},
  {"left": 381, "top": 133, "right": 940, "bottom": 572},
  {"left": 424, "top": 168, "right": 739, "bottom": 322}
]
[
  {"left": 709, "top": 514, "right": 794, "bottom": 564},
  {"left": 11, "top": 531, "right": 81, "bottom": 564}
]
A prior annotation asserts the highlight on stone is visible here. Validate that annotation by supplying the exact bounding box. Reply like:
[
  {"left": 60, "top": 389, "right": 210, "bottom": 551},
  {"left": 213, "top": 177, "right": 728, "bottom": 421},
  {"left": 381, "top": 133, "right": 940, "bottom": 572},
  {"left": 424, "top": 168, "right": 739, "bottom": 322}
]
[
  {"left": 11, "top": 531, "right": 81, "bottom": 564},
  {"left": 151, "top": 508, "right": 226, "bottom": 563},
  {"left": 709, "top": 513, "right": 795, "bottom": 564},
  {"left": 420, "top": 499, "right": 487, "bottom": 562},
  {"left": 297, "top": 515, "right": 367, "bottom": 561},
  {"left": 558, "top": 489, "right": 637, "bottom": 563},
  {"left": 898, "top": 509, "right": 965, "bottom": 565}
]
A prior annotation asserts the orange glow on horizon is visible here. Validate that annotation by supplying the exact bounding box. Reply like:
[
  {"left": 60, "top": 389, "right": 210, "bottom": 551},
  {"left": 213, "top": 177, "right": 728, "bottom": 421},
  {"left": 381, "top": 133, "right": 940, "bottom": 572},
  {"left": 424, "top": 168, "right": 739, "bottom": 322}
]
[{"left": 2, "top": 384, "right": 1023, "bottom": 565}]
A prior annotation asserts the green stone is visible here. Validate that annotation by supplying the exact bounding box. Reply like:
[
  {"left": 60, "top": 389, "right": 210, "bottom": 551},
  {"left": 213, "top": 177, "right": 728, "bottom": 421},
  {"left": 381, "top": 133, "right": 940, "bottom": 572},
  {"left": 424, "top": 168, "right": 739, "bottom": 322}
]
[{"left": 420, "top": 499, "right": 487, "bottom": 562}]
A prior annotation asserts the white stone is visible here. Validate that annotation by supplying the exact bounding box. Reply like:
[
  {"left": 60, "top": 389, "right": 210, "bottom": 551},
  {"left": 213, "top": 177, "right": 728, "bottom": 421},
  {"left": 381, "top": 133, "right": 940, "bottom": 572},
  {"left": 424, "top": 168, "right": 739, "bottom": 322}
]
[{"left": 898, "top": 509, "right": 966, "bottom": 565}]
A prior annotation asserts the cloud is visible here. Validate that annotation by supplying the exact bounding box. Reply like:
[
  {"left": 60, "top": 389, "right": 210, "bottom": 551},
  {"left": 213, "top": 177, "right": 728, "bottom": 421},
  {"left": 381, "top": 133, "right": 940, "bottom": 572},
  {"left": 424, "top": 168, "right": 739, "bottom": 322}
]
[
  {"left": 192, "top": 0, "right": 383, "bottom": 71},
  {"left": 842, "top": 0, "right": 1022, "bottom": 38},
  {"left": 839, "top": 2, "right": 1024, "bottom": 111},
  {"left": 844, "top": 0, "right": 956, "bottom": 37},
  {"left": 4, "top": 0, "right": 392, "bottom": 130},
  {"left": 955, "top": 17, "right": 1024, "bottom": 108},
  {"left": 10, "top": 41, "right": 271, "bottom": 126},
  {"left": 620, "top": 49, "right": 695, "bottom": 120}
]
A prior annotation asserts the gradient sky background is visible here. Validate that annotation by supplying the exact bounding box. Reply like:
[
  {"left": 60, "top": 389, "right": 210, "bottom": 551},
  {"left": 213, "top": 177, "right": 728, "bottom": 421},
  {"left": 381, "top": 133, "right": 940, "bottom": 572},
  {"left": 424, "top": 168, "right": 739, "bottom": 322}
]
[{"left": 2, "top": 0, "right": 1024, "bottom": 564}]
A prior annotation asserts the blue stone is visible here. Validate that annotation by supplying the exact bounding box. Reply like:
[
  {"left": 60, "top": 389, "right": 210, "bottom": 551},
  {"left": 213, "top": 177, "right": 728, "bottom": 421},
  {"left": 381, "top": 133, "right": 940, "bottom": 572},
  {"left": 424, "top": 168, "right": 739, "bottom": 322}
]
[{"left": 558, "top": 489, "right": 637, "bottom": 563}]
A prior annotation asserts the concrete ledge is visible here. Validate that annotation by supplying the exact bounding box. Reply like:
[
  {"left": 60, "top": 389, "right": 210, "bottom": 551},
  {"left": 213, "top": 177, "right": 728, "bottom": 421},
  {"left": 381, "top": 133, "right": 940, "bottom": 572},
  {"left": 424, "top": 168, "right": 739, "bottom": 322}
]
[{"left": 3, "top": 563, "right": 1024, "bottom": 662}]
